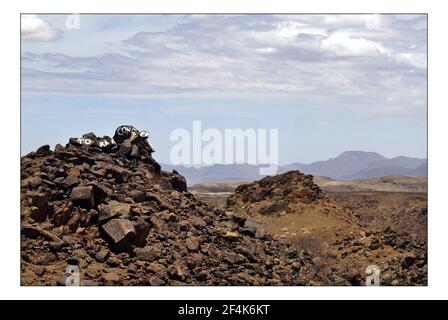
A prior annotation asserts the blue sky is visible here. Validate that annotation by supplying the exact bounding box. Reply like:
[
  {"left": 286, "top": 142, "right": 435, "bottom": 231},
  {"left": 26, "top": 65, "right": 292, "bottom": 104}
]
[{"left": 21, "top": 14, "right": 427, "bottom": 164}]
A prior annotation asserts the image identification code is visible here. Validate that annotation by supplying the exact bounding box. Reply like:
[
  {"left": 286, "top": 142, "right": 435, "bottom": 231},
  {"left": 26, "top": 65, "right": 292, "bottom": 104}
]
[{"left": 178, "top": 304, "right": 270, "bottom": 317}]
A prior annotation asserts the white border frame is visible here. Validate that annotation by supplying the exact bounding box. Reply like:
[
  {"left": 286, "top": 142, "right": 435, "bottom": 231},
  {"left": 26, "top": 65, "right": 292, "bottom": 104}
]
[{"left": 2, "top": 0, "right": 447, "bottom": 300}]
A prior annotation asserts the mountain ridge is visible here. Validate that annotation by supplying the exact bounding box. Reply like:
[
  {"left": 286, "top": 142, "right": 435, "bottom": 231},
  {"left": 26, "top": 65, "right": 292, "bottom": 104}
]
[{"left": 162, "top": 151, "right": 427, "bottom": 185}]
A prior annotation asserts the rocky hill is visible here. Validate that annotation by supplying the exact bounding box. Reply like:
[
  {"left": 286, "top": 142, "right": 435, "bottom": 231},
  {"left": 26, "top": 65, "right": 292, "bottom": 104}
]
[
  {"left": 21, "top": 126, "right": 340, "bottom": 286},
  {"left": 225, "top": 171, "right": 427, "bottom": 285},
  {"left": 225, "top": 171, "right": 361, "bottom": 243}
]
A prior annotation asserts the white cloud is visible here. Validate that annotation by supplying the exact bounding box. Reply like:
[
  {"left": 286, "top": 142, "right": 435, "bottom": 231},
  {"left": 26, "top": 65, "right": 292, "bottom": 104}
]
[
  {"left": 321, "top": 33, "right": 388, "bottom": 56},
  {"left": 21, "top": 15, "right": 59, "bottom": 41},
  {"left": 248, "top": 21, "right": 327, "bottom": 44}
]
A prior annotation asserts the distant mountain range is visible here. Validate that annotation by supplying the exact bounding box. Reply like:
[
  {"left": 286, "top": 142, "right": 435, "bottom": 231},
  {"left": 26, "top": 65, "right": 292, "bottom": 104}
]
[{"left": 162, "top": 151, "right": 427, "bottom": 185}]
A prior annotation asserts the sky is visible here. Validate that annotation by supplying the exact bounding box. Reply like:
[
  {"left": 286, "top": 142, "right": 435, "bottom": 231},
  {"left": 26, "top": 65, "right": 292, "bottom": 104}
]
[{"left": 21, "top": 14, "right": 427, "bottom": 165}]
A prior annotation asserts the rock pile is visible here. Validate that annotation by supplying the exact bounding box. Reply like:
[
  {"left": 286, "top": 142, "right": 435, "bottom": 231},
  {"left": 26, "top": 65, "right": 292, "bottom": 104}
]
[
  {"left": 228, "top": 171, "right": 325, "bottom": 211},
  {"left": 21, "top": 127, "right": 337, "bottom": 286},
  {"left": 226, "top": 171, "right": 356, "bottom": 225}
]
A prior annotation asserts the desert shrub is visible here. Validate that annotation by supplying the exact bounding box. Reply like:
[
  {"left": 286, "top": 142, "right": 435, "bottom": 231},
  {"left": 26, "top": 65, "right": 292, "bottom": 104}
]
[
  {"left": 289, "top": 234, "right": 338, "bottom": 274},
  {"left": 290, "top": 233, "right": 323, "bottom": 254}
]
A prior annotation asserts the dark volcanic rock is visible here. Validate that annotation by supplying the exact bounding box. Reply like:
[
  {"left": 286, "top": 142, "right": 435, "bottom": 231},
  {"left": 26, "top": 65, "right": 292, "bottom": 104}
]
[
  {"left": 95, "top": 249, "right": 110, "bottom": 263},
  {"left": 243, "top": 218, "right": 266, "bottom": 239},
  {"left": 168, "top": 171, "right": 187, "bottom": 192},
  {"left": 36, "top": 145, "right": 52, "bottom": 156},
  {"left": 58, "top": 175, "right": 79, "bottom": 189},
  {"left": 70, "top": 186, "right": 95, "bottom": 209},
  {"left": 101, "top": 219, "right": 136, "bottom": 252},
  {"left": 98, "top": 201, "right": 131, "bottom": 225},
  {"left": 128, "top": 190, "right": 146, "bottom": 203},
  {"left": 135, "top": 246, "right": 159, "bottom": 262}
]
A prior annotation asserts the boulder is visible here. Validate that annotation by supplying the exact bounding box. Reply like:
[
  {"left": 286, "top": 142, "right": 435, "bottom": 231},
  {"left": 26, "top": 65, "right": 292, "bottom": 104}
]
[
  {"left": 57, "top": 175, "right": 79, "bottom": 189},
  {"left": 29, "top": 192, "right": 51, "bottom": 222},
  {"left": 36, "top": 145, "right": 52, "bottom": 156},
  {"left": 98, "top": 201, "right": 131, "bottom": 225},
  {"left": 28, "top": 177, "right": 43, "bottom": 189},
  {"left": 128, "top": 190, "right": 146, "bottom": 203},
  {"left": 82, "top": 132, "right": 96, "bottom": 139},
  {"left": 235, "top": 245, "right": 257, "bottom": 263},
  {"left": 66, "top": 212, "right": 80, "bottom": 233},
  {"left": 30, "top": 206, "right": 47, "bottom": 223},
  {"left": 110, "top": 165, "right": 130, "bottom": 183},
  {"left": 146, "top": 192, "right": 163, "bottom": 205},
  {"left": 117, "top": 140, "right": 132, "bottom": 158},
  {"left": 95, "top": 249, "right": 110, "bottom": 263},
  {"left": 101, "top": 219, "right": 136, "bottom": 252},
  {"left": 169, "top": 171, "right": 187, "bottom": 192},
  {"left": 113, "top": 125, "right": 138, "bottom": 143},
  {"left": 21, "top": 223, "right": 65, "bottom": 250},
  {"left": 402, "top": 253, "right": 417, "bottom": 269},
  {"left": 70, "top": 186, "right": 95, "bottom": 208},
  {"left": 224, "top": 231, "right": 240, "bottom": 241},
  {"left": 95, "top": 136, "right": 116, "bottom": 151},
  {"left": 52, "top": 202, "right": 72, "bottom": 227},
  {"left": 242, "top": 218, "right": 266, "bottom": 239},
  {"left": 133, "top": 217, "right": 151, "bottom": 247},
  {"left": 130, "top": 145, "right": 140, "bottom": 158},
  {"left": 342, "top": 269, "right": 363, "bottom": 286}
]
